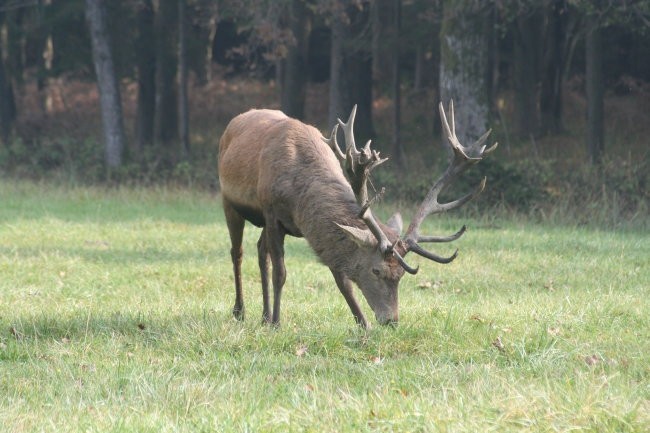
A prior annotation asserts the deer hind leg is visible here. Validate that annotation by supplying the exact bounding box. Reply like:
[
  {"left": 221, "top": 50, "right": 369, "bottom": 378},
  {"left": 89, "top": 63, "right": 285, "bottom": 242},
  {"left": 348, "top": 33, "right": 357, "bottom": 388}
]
[
  {"left": 265, "top": 219, "right": 287, "bottom": 326},
  {"left": 257, "top": 228, "right": 271, "bottom": 323},
  {"left": 224, "top": 200, "right": 246, "bottom": 321}
]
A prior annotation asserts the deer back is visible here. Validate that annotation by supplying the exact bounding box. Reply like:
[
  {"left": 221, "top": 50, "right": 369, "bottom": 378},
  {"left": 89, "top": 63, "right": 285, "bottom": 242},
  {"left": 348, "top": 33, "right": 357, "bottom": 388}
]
[{"left": 218, "top": 109, "right": 355, "bottom": 237}]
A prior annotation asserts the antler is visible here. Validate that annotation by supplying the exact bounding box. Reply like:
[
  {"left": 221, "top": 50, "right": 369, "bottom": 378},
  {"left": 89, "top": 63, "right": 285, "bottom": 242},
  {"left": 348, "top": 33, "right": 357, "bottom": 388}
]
[
  {"left": 400, "top": 100, "right": 497, "bottom": 267},
  {"left": 326, "top": 105, "right": 388, "bottom": 206},
  {"left": 326, "top": 106, "right": 413, "bottom": 270}
]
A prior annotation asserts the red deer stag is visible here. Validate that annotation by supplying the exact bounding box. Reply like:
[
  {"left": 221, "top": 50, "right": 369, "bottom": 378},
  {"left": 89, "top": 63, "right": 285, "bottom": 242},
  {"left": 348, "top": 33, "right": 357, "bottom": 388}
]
[{"left": 218, "top": 101, "right": 496, "bottom": 328}]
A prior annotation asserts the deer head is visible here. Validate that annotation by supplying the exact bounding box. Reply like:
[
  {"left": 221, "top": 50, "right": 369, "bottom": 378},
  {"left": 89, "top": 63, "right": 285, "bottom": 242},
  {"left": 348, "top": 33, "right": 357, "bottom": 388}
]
[{"left": 327, "top": 100, "right": 497, "bottom": 324}]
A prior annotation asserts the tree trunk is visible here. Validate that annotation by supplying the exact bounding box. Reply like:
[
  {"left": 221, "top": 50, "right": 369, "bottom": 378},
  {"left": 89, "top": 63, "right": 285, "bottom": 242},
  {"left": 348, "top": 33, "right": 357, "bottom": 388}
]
[
  {"left": 5, "top": 7, "right": 25, "bottom": 88},
  {"left": 280, "top": 0, "right": 310, "bottom": 120},
  {"left": 391, "top": 0, "right": 403, "bottom": 167},
  {"left": 328, "top": 3, "right": 374, "bottom": 141},
  {"left": 0, "top": 40, "right": 16, "bottom": 145},
  {"left": 135, "top": 0, "right": 155, "bottom": 152},
  {"left": 513, "top": 10, "right": 541, "bottom": 138},
  {"left": 586, "top": 14, "right": 604, "bottom": 165},
  {"left": 540, "top": 0, "right": 566, "bottom": 135},
  {"left": 328, "top": 12, "right": 354, "bottom": 126},
  {"left": 371, "top": 0, "right": 392, "bottom": 91},
  {"left": 178, "top": 0, "right": 190, "bottom": 157},
  {"left": 154, "top": 0, "right": 178, "bottom": 149},
  {"left": 85, "top": 0, "right": 126, "bottom": 168},
  {"left": 439, "top": 1, "right": 490, "bottom": 146}
]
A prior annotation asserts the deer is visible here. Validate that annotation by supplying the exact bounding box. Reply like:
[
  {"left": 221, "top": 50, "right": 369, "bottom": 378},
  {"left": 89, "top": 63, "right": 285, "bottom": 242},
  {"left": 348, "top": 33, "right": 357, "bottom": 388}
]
[{"left": 217, "top": 100, "right": 496, "bottom": 328}]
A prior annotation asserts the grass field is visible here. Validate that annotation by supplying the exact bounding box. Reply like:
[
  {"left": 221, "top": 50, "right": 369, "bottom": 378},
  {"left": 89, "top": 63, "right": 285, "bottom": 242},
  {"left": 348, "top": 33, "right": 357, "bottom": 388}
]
[{"left": 0, "top": 180, "right": 648, "bottom": 432}]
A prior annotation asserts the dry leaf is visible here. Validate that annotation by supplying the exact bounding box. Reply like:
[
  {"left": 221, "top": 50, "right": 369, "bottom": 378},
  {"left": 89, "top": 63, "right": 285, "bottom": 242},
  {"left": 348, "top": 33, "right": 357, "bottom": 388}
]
[
  {"left": 370, "top": 356, "right": 382, "bottom": 364},
  {"left": 9, "top": 326, "right": 22, "bottom": 340},
  {"left": 547, "top": 326, "right": 561, "bottom": 336},
  {"left": 137, "top": 323, "right": 146, "bottom": 330},
  {"left": 584, "top": 354, "right": 600, "bottom": 366},
  {"left": 304, "top": 383, "right": 314, "bottom": 392},
  {"left": 492, "top": 336, "right": 505, "bottom": 352},
  {"left": 417, "top": 281, "right": 432, "bottom": 289},
  {"left": 470, "top": 314, "right": 484, "bottom": 323},
  {"left": 295, "top": 345, "right": 308, "bottom": 357}
]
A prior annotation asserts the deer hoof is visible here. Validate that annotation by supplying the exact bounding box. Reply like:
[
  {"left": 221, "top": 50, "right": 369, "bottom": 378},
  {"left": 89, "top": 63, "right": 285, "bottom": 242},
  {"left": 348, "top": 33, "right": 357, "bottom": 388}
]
[{"left": 232, "top": 305, "right": 245, "bottom": 321}]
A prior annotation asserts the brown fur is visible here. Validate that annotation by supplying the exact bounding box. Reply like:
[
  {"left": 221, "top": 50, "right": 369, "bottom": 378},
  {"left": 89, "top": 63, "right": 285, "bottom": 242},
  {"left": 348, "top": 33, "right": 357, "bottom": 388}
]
[{"left": 218, "top": 109, "right": 403, "bottom": 327}]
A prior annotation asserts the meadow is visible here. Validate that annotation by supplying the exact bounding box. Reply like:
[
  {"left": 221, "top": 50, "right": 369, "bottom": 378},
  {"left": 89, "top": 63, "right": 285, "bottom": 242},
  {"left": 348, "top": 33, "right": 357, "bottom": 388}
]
[{"left": 0, "top": 180, "right": 648, "bottom": 432}]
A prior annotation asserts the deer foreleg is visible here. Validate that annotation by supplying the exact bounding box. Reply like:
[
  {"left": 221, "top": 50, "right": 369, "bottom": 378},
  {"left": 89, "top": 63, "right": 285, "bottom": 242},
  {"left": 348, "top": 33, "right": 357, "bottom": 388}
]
[
  {"left": 332, "top": 270, "right": 370, "bottom": 329},
  {"left": 257, "top": 229, "right": 271, "bottom": 323}
]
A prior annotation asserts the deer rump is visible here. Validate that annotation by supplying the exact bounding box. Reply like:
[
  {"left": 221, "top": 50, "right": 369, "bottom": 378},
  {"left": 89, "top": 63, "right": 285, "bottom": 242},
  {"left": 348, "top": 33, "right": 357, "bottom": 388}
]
[{"left": 218, "top": 103, "right": 496, "bottom": 328}]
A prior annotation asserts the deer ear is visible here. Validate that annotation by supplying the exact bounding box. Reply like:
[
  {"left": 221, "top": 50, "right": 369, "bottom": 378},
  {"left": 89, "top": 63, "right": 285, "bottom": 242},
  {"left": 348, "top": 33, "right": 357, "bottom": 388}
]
[
  {"left": 336, "top": 223, "right": 377, "bottom": 248},
  {"left": 386, "top": 212, "right": 403, "bottom": 235}
]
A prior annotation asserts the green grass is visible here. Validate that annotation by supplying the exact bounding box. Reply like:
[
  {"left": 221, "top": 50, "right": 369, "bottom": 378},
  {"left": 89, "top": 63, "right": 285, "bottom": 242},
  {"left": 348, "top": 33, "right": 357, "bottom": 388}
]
[{"left": 1, "top": 180, "right": 648, "bottom": 432}]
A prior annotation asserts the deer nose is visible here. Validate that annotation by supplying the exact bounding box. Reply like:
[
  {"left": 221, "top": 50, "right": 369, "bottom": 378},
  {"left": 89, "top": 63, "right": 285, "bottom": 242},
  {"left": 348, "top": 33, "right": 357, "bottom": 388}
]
[{"left": 377, "top": 312, "right": 399, "bottom": 327}]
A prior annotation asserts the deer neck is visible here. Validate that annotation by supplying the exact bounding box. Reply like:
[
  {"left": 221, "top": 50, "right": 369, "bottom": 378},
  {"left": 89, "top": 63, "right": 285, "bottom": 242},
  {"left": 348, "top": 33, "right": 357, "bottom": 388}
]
[{"left": 295, "top": 176, "right": 367, "bottom": 273}]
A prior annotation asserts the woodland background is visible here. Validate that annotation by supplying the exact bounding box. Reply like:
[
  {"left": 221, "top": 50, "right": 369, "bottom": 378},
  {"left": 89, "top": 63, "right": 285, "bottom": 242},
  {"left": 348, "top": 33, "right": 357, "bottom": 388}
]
[{"left": 0, "top": 0, "right": 648, "bottom": 226}]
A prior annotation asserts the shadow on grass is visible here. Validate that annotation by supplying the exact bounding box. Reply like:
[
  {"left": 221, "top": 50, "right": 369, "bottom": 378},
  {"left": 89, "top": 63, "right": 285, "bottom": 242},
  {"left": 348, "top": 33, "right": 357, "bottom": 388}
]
[{"left": 0, "top": 245, "right": 228, "bottom": 264}]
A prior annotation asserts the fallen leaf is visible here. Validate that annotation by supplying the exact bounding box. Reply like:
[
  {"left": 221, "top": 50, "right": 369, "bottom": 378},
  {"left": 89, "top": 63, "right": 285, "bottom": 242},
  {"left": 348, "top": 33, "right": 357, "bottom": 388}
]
[
  {"left": 370, "top": 356, "right": 382, "bottom": 364},
  {"left": 304, "top": 383, "right": 314, "bottom": 392},
  {"left": 547, "top": 326, "right": 561, "bottom": 336},
  {"left": 492, "top": 336, "right": 505, "bottom": 352},
  {"left": 137, "top": 323, "right": 146, "bottom": 330},
  {"left": 295, "top": 345, "right": 308, "bottom": 357},
  {"left": 9, "top": 326, "right": 22, "bottom": 340},
  {"left": 470, "top": 314, "right": 484, "bottom": 323},
  {"left": 417, "top": 281, "right": 432, "bottom": 289},
  {"left": 544, "top": 280, "right": 555, "bottom": 291},
  {"left": 584, "top": 354, "right": 600, "bottom": 366},
  {"left": 81, "top": 363, "right": 96, "bottom": 373}
]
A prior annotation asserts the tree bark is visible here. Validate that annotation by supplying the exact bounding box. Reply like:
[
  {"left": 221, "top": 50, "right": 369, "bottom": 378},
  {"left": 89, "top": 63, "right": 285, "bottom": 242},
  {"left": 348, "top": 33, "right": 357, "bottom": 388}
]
[
  {"left": 85, "top": 0, "right": 126, "bottom": 168},
  {"left": 135, "top": 0, "right": 155, "bottom": 152},
  {"left": 154, "top": 0, "right": 178, "bottom": 148},
  {"left": 439, "top": 1, "right": 490, "bottom": 146},
  {"left": 586, "top": 14, "right": 604, "bottom": 165},
  {"left": 280, "top": 0, "right": 310, "bottom": 120}
]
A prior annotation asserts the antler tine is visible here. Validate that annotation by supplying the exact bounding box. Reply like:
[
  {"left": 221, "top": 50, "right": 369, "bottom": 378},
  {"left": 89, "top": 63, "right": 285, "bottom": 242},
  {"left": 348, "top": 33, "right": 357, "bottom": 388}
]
[
  {"left": 322, "top": 123, "right": 345, "bottom": 161},
  {"left": 417, "top": 225, "right": 466, "bottom": 243},
  {"left": 337, "top": 104, "right": 358, "bottom": 154}
]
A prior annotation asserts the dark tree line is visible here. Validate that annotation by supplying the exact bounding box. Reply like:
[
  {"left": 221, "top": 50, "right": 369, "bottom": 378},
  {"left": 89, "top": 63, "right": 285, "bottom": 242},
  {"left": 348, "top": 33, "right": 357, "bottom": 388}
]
[{"left": 0, "top": 0, "right": 649, "bottom": 171}]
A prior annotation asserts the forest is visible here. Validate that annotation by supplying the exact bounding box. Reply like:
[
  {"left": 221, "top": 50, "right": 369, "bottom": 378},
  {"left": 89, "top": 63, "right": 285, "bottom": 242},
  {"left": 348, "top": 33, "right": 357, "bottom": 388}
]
[{"left": 0, "top": 0, "right": 648, "bottom": 225}]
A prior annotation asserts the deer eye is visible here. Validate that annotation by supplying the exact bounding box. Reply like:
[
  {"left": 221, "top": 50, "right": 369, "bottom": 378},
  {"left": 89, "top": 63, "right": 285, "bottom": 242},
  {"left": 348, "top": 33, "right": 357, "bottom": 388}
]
[{"left": 372, "top": 268, "right": 381, "bottom": 276}]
